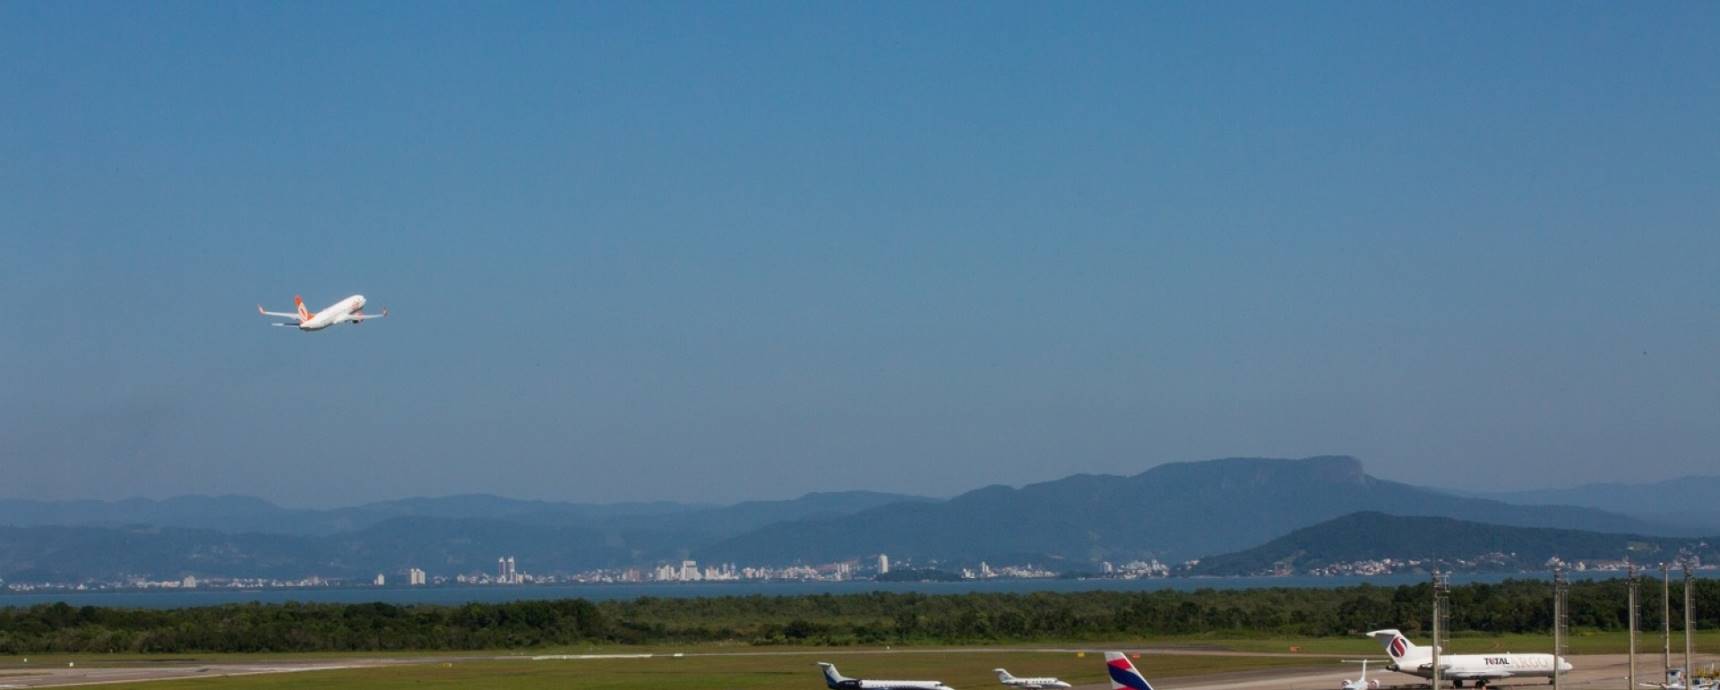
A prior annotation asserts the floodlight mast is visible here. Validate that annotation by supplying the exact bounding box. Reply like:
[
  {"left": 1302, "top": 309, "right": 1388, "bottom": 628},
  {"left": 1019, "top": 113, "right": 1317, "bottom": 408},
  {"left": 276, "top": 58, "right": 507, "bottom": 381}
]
[
  {"left": 1664, "top": 562, "right": 1673, "bottom": 678},
  {"left": 1628, "top": 561, "right": 1639, "bottom": 690},
  {"left": 1685, "top": 561, "right": 1694, "bottom": 685},
  {"left": 1552, "top": 566, "right": 1568, "bottom": 690},
  {"left": 1431, "top": 570, "right": 1449, "bottom": 690}
]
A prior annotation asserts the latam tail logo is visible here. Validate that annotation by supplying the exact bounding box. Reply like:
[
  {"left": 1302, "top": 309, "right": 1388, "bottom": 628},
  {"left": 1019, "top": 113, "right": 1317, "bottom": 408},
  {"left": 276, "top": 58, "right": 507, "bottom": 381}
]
[
  {"left": 1105, "top": 653, "right": 1153, "bottom": 690},
  {"left": 1388, "top": 636, "right": 1408, "bottom": 658}
]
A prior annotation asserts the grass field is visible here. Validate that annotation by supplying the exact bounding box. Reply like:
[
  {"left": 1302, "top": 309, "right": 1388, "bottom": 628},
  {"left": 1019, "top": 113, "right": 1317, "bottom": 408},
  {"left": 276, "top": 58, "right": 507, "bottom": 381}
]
[
  {"left": 4, "top": 630, "right": 1714, "bottom": 689},
  {"left": 59, "top": 650, "right": 1331, "bottom": 690}
]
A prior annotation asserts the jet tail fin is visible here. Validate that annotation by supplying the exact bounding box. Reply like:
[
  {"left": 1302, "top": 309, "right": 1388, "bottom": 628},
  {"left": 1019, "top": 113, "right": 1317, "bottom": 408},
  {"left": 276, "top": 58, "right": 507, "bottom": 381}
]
[
  {"left": 818, "top": 662, "right": 847, "bottom": 689},
  {"left": 995, "top": 668, "right": 1015, "bottom": 682},
  {"left": 1367, "top": 629, "right": 1419, "bottom": 661},
  {"left": 1105, "top": 652, "right": 1154, "bottom": 690},
  {"left": 294, "top": 295, "right": 310, "bottom": 322}
]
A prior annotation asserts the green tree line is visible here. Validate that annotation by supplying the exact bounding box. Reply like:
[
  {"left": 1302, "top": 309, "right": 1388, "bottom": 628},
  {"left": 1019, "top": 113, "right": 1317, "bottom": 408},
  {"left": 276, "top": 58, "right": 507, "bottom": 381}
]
[{"left": 0, "top": 579, "right": 1714, "bottom": 653}]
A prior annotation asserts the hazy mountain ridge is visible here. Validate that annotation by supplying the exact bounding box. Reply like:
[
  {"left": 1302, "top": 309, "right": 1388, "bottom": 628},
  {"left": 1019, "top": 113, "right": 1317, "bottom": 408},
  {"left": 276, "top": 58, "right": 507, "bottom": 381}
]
[
  {"left": 0, "top": 491, "right": 936, "bottom": 580},
  {"left": 0, "top": 457, "right": 1700, "bottom": 581},
  {"left": 1452, "top": 476, "right": 1720, "bottom": 532},
  {"left": 697, "top": 456, "right": 1686, "bottom": 565},
  {"left": 1191, "top": 512, "right": 1718, "bottom": 576}
]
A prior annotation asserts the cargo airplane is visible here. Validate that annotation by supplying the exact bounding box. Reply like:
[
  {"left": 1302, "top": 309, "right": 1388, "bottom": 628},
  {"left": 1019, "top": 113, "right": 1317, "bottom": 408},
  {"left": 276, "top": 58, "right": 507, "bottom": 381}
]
[
  {"left": 258, "top": 294, "right": 386, "bottom": 331},
  {"left": 995, "top": 668, "right": 1070, "bottom": 689},
  {"left": 1368, "top": 629, "right": 1571, "bottom": 688},
  {"left": 818, "top": 662, "right": 954, "bottom": 690}
]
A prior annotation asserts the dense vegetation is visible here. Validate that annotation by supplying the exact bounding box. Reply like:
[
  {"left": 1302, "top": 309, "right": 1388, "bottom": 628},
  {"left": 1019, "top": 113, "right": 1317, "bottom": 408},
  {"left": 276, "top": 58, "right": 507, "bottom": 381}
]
[{"left": 0, "top": 579, "right": 1715, "bottom": 654}]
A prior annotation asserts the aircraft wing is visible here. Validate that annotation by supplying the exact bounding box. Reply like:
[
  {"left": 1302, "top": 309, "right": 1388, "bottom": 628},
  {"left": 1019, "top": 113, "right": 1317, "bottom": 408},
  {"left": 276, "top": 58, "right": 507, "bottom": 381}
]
[
  {"left": 258, "top": 305, "right": 300, "bottom": 319},
  {"left": 350, "top": 308, "right": 389, "bottom": 321}
]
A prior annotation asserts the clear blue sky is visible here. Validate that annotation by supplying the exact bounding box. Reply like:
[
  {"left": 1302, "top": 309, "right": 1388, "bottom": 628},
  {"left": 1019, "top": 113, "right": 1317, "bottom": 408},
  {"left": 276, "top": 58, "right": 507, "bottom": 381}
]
[{"left": 3, "top": 2, "right": 1718, "bottom": 507}]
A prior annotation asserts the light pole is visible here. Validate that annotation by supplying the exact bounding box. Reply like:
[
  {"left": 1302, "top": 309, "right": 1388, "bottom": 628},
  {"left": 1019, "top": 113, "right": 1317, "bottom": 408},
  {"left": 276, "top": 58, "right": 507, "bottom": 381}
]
[
  {"left": 1553, "top": 566, "right": 1567, "bottom": 690},
  {"left": 1684, "top": 561, "right": 1694, "bottom": 685},
  {"left": 1432, "top": 571, "right": 1449, "bottom": 690},
  {"left": 1629, "top": 562, "right": 1639, "bottom": 690},
  {"left": 1664, "top": 562, "right": 1673, "bottom": 679}
]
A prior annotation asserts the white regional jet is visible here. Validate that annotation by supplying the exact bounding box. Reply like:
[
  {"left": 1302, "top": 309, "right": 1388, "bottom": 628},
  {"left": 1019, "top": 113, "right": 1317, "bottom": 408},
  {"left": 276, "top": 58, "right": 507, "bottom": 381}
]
[
  {"left": 258, "top": 294, "right": 387, "bottom": 331},
  {"left": 1368, "top": 629, "right": 1571, "bottom": 688},
  {"left": 819, "top": 662, "right": 954, "bottom": 690},
  {"left": 995, "top": 668, "right": 1071, "bottom": 689}
]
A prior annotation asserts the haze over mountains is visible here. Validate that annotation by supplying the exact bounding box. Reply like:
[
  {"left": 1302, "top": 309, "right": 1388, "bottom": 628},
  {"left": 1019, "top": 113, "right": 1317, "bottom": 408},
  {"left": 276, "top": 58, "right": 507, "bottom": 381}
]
[
  {"left": 0, "top": 456, "right": 1709, "bottom": 582},
  {"left": 1191, "top": 512, "right": 1717, "bottom": 576}
]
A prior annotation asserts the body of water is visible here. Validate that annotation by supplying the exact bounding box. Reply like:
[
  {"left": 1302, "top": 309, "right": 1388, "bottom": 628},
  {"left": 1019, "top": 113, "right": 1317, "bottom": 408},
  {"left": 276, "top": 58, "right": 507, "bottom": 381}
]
[{"left": 6, "top": 571, "right": 1703, "bottom": 609}]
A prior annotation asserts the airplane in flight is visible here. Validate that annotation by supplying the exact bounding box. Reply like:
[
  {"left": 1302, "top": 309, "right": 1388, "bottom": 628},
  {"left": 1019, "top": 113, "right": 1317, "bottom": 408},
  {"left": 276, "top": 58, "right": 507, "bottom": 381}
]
[
  {"left": 818, "top": 662, "right": 954, "bottom": 690},
  {"left": 1104, "top": 652, "right": 1156, "bottom": 690},
  {"left": 994, "top": 668, "right": 1070, "bottom": 689},
  {"left": 1368, "top": 629, "right": 1571, "bottom": 688},
  {"left": 258, "top": 294, "right": 387, "bottom": 331},
  {"left": 1340, "top": 659, "right": 1381, "bottom": 690}
]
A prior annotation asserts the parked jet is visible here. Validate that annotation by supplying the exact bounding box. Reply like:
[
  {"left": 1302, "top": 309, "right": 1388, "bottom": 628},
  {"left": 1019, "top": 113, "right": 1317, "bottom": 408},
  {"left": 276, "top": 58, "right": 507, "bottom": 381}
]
[
  {"left": 818, "top": 662, "right": 954, "bottom": 690},
  {"left": 258, "top": 294, "right": 386, "bottom": 331},
  {"left": 1641, "top": 668, "right": 1718, "bottom": 690},
  {"left": 1340, "top": 659, "right": 1381, "bottom": 690},
  {"left": 1104, "top": 652, "right": 1155, "bottom": 690},
  {"left": 1367, "top": 629, "right": 1571, "bottom": 688},
  {"left": 995, "top": 668, "right": 1070, "bottom": 689}
]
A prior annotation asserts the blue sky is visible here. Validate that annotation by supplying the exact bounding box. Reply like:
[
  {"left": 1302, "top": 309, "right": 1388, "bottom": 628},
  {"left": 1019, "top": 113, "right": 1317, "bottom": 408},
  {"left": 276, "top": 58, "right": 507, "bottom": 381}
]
[{"left": 3, "top": 2, "right": 1718, "bottom": 506}]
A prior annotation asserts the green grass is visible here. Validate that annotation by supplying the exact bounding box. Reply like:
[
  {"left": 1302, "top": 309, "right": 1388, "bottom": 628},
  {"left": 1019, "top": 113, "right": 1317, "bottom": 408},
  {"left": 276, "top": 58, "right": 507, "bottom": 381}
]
[
  {"left": 5, "top": 630, "right": 1715, "bottom": 688},
  {"left": 20, "top": 651, "right": 1333, "bottom": 690}
]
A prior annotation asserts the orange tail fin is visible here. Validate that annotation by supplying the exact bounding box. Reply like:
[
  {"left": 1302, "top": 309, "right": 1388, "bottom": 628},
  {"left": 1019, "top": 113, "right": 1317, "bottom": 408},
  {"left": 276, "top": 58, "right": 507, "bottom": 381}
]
[{"left": 294, "top": 295, "right": 311, "bottom": 322}]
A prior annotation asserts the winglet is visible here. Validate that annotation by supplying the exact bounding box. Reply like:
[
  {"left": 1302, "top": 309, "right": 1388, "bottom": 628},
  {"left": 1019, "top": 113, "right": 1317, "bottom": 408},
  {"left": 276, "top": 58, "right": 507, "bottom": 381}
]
[
  {"left": 257, "top": 304, "right": 265, "bottom": 315},
  {"left": 382, "top": 307, "right": 389, "bottom": 317}
]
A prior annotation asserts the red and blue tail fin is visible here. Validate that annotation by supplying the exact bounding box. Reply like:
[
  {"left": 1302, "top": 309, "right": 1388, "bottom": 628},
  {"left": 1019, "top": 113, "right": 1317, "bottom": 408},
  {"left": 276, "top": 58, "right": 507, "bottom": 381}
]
[{"left": 1105, "top": 652, "right": 1154, "bottom": 690}]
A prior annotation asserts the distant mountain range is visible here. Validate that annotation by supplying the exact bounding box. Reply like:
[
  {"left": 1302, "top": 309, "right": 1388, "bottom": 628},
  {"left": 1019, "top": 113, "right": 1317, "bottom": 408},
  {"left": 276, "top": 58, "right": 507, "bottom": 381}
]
[
  {"left": 1453, "top": 476, "right": 1720, "bottom": 533},
  {"left": 1191, "top": 512, "right": 1718, "bottom": 576},
  {"left": 0, "top": 491, "right": 935, "bottom": 581},
  {"left": 0, "top": 456, "right": 1709, "bottom": 582},
  {"left": 696, "top": 456, "right": 1685, "bottom": 565}
]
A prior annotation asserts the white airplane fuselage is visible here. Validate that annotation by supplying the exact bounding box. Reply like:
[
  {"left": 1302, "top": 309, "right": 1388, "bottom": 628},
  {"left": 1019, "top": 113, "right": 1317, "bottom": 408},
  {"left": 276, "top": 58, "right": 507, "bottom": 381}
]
[
  {"left": 299, "top": 295, "right": 368, "bottom": 331},
  {"left": 820, "top": 662, "right": 952, "bottom": 690},
  {"left": 1002, "top": 679, "right": 1071, "bottom": 689},
  {"left": 1369, "top": 630, "right": 1570, "bottom": 686}
]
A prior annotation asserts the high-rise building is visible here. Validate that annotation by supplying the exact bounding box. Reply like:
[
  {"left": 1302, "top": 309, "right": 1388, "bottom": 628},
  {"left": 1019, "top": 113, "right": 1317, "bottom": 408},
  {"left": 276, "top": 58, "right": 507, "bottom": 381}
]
[
  {"left": 408, "top": 568, "right": 427, "bottom": 586},
  {"left": 679, "top": 560, "right": 701, "bottom": 581},
  {"left": 374, "top": 573, "right": 386, "bottom": 586},
  {"left": 877, "top": 554, "right": 890, "bottom": 575}
]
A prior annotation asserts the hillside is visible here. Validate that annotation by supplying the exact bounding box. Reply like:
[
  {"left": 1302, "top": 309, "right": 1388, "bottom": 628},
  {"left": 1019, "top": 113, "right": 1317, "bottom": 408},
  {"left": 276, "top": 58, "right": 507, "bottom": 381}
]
[
  {"left": 698, "top": 456, "right": 1682, "bottom": 565},
  {"left": 1459, "top": 476, "right": 1720, "bottom": 533},
  {"left": 0, "top": 491, "right": 934, "bottom": 581},
  {"left": 1190, "top": 512, "right": 1717, "bottom": 576}
]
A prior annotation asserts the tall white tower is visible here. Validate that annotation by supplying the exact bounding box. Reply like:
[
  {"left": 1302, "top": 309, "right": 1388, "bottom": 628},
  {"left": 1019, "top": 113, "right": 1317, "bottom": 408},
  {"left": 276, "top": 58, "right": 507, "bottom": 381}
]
[{"left": 878, "top": 554, "right": 890, "bottom": 575}]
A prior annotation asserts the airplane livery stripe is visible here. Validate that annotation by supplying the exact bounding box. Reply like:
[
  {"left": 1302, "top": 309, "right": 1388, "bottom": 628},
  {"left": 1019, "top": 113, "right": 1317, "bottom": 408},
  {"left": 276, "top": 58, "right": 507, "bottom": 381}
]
[{"left": 1107, "top": 662, "right": 1153, "bottom": 690}]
